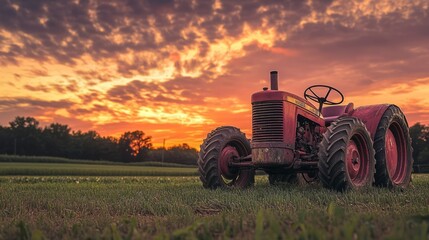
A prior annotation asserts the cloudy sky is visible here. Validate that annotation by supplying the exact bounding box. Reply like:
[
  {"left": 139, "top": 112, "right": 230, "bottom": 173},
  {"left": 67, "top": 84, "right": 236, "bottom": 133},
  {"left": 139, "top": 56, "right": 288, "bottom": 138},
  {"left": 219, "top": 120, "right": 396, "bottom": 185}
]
[{"left": 1, "top": 0, "right": 429, "bottom": 148}]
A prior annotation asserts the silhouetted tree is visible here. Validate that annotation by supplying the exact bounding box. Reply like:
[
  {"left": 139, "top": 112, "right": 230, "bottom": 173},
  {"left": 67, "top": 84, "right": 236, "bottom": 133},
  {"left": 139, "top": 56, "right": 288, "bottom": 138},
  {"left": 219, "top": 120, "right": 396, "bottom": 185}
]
[
  {"left": 168, "top": 143, "right": 198, "bottom": 165},
  {"left": 69, "top": 130, "right": 102, "bottom": 160},
  {"left": 9, "top": 116, "right": 43, "bottom": 155},
  {"left": 118, "top": 131, "right": 152, "bottom": 162},
  {"left": 410, "top": 122, "right": 429, "bottom": 164},
  {"left": 0, "top": 125, "right": 13, "bottom": 154},
  {"left": 97, "top": 136, "right": 121, "bottom": 162},
  {"left": 148, "top": 143, "right": 198, "bottom": 165},
  {"left": 42, "top": 123, "right": 71, "bottom": 157}
]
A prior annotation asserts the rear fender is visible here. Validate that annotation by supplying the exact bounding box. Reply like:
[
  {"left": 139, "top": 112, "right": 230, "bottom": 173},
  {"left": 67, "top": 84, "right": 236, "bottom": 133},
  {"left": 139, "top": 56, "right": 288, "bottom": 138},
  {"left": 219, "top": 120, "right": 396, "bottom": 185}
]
[{"left": 349, "top": 104, "right": 392, "bottom": 139}]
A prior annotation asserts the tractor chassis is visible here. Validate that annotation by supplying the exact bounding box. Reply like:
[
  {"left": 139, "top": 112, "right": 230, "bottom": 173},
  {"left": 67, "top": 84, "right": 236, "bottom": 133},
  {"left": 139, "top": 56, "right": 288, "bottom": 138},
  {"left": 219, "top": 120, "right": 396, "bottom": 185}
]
[{"left": 229, "top": 154, "right": 319, "bottom": 172}]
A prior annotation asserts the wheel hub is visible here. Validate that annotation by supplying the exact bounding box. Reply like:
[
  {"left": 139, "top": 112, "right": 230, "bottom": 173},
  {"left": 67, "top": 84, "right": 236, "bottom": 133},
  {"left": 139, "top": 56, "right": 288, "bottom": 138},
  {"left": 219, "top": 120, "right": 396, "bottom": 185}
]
[
  {"left": 347, "top": 140, "right": 362, "bottom": 180},
  {"left": 385, "top": 124, "right": 407, "bottom": 185},
  {"left": 219, "top": 146, "right": 239, "bottom": 179},
  {"left": 385, "top": 129, "right": 399, "bottom": 178}
]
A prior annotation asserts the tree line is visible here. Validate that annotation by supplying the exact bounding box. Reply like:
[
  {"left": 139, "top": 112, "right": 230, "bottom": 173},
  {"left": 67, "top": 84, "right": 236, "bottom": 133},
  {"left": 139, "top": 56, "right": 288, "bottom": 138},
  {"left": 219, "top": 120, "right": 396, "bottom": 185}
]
[
  {"left": 410, "top": 123, "right": 429, "bottom": 166},
  {"left": 0, "top": 116, "right": 198, "bottom": 165}
]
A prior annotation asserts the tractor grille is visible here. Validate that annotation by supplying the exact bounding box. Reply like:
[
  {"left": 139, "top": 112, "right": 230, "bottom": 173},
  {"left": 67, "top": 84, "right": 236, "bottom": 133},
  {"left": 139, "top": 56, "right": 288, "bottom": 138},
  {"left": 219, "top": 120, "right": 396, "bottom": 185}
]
[{"left": 252, "top": 101, "right": 284, "bottom": 142}]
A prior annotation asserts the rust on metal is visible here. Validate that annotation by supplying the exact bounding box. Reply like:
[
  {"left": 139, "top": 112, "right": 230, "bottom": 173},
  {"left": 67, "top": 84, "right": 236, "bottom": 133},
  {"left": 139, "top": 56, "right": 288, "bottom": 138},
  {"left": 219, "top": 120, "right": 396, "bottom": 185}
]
[{"left": 251, "top": 145, "right": 294, "bottom": 166}]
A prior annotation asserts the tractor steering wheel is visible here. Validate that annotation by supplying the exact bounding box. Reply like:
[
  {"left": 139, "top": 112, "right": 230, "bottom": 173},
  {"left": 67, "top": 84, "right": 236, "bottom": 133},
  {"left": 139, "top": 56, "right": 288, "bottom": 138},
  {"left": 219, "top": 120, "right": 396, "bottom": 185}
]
[{"left": 304, "top": 85, "right": 344, "bottom": 113}]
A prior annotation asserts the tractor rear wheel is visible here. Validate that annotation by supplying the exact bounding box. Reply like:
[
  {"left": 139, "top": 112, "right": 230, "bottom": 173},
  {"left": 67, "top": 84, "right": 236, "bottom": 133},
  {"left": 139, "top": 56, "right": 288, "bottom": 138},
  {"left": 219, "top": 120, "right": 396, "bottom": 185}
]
[
  {"left": 374, "top": 105, "right": 413, "bottom": 188},
  {"left": 198, "top": 126, "right": 254, "bottom": 189},
  {"left": 268, "top": 173, "right": 298, "bottom": 185},
  {"left": 318, "top": 117, "right": 375, "bottom": 191}
]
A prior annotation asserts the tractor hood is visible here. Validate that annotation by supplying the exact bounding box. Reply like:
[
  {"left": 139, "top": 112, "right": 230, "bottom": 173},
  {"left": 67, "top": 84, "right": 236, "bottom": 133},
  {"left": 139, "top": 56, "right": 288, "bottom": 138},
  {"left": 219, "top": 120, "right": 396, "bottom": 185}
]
[{"left": 251, "top": 90, "right": 320, "bottom": 117}]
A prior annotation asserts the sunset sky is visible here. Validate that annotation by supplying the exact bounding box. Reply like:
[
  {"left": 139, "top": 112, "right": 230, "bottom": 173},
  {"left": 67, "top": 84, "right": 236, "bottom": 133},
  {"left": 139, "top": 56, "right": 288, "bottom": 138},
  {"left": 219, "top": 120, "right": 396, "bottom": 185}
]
[{"left": 1, "top": 0, "right": 429, "bottom": 148}]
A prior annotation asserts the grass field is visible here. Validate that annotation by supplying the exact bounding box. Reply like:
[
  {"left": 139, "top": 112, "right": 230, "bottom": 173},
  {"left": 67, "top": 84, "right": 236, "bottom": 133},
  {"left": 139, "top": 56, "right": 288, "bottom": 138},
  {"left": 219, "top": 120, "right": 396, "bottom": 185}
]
[
  {"left": 0, "top": 162, "right": 198, "bottom": 176},
  {"left": 1, "top": 174, "right": 429, "bottom": 239},
  {"left": 0, "top": 154, "right": 196, "bottom": 168}
]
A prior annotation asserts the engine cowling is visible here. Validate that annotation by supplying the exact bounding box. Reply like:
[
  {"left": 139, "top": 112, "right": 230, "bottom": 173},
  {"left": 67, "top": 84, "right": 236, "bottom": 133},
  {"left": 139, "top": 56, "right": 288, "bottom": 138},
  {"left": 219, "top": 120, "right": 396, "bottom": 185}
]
[{"left": 251, "top": 90, "right": 324, "bottom": 167}]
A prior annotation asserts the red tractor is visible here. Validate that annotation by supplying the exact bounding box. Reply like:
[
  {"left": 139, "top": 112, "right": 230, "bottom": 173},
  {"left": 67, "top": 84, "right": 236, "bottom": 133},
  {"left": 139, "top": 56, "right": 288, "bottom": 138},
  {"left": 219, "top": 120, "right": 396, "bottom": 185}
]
[{"left": 198, "top": 71, "right": 413, "bottom": 191}]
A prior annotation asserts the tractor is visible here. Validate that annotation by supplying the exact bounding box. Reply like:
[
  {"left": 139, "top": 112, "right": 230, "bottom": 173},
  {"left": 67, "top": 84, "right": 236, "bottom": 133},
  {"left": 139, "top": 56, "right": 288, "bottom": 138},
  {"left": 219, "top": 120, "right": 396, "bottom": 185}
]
[{"left": 197, "top": 71, "right": 413, "bottom": 191}]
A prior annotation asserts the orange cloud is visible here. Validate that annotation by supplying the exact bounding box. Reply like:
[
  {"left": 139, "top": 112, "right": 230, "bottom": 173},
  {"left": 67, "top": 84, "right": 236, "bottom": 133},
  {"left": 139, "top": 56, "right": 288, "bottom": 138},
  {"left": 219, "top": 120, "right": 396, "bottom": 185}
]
[{"left": 0, "top": 0, "right": 429, "bottom": 149}]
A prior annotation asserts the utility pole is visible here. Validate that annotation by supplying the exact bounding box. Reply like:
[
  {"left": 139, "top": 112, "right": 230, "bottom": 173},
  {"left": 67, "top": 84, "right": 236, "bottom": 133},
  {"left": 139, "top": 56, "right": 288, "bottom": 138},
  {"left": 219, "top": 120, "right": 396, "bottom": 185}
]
[
  {"left": 161, "top": 138, "right": 165, "bottom": 165},
  {"left": 14, "top": 138, "right": 17, "bottom": 155}
]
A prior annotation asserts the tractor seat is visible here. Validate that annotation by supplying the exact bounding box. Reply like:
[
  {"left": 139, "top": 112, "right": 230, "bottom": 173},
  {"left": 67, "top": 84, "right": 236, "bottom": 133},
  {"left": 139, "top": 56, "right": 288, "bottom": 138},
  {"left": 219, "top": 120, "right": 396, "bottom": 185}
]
[{"left": 322, "top": 103, "right": 354, "bottom": 124}]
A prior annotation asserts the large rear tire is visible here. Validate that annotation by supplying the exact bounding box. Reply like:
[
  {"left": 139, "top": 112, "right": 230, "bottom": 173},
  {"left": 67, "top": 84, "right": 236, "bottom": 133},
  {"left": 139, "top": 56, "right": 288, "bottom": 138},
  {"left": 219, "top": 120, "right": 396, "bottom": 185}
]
[
  {"left": 198, "top": 126, "right": 254, "bottom": 189},
  {"left": 374, "top": 105, "right": 413, "bottom": 188},
  {"left": 318, "top": 117, "right": 375, "bottom": 191}
]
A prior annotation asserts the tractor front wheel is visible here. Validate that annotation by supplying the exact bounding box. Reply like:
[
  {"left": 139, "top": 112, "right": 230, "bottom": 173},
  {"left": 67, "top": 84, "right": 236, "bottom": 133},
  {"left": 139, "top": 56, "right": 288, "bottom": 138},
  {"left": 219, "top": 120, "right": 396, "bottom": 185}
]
[
  {"left": 198, "top": 126, "right": 254, "bottom": 189},
  {"left": 374, "top": 105, "right": 413, "bottom": 188},
  {"left": 318, "top": 117, "right": 375, "bottom": 191}
]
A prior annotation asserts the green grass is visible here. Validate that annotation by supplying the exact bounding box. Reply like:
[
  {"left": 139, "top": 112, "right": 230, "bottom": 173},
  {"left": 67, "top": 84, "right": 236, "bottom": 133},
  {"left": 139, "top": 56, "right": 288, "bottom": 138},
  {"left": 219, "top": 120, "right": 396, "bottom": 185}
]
[
  {"left": 0, "top": 154, "right": 196, "bottom": 168},
  {"left": 0, "top": 162, "right": 198, "bottom": 176},
  {"left": 0, "top": 175, "right": 429, "bottom": 239}
]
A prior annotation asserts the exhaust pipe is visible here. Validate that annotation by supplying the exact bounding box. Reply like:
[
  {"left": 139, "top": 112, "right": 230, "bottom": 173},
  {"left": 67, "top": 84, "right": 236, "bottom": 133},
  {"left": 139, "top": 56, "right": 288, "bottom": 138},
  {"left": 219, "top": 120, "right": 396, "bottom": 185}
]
[{"left": 270, "top": 71, "right": 278, "bottom": 90}]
